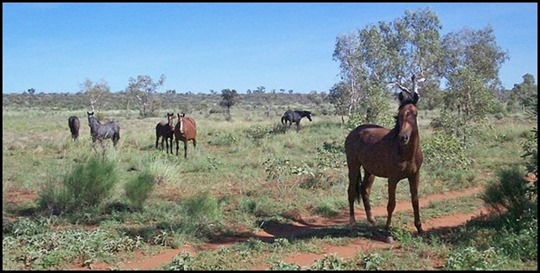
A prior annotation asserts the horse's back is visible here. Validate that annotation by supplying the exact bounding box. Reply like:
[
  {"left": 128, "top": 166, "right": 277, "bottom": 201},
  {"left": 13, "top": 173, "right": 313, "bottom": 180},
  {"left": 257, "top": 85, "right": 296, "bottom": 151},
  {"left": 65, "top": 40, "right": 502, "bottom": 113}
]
[
  {"left": 96, "top": 120, "right": 120, "bottom": 138},
  {"left": 346, "top": 124, "right": 389, "bottom": 145},
  {"left": 345, "top": 124, "right": 393, "bottom": 175},
  {"left": 345, "top": 124, "right": 421, "bottom": 179},
  {"left": 156, "top": 121, "right": 168, "bottom": 132}
]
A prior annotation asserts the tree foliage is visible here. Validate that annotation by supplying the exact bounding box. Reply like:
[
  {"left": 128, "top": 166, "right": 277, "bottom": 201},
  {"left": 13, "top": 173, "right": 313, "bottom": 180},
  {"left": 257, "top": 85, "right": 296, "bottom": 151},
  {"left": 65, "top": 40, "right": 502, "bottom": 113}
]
[
  {"left": 436, "top": 26, "right": 509, "bottom": 146},
  {"left": 219, "top": 88, "right": 240, "bottom": 119},
  {"left": 125, "top": 74, "right": 165, "bottom": 118},
  {"left": 80, "top": 78, "right": 110, "bottom": 112},
  {"left": 333, "top": 8, "right": 441, "bottom": 122},
  {"left": 508, "top": 73, "right": 538, "bottom": 111}
]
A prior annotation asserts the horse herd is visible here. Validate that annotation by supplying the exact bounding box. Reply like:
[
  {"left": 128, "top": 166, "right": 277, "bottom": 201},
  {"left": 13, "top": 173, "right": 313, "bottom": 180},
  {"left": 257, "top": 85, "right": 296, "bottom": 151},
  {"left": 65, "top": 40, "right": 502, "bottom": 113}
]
[
  {"left": 68, "top": 109, "right": 313, "bottom": 158},
  {"left": 68, "top": 111, "right": 197, "bottom": 158},
  {"left": 66, "top": 75, "right": 425, "bottom": 241}
]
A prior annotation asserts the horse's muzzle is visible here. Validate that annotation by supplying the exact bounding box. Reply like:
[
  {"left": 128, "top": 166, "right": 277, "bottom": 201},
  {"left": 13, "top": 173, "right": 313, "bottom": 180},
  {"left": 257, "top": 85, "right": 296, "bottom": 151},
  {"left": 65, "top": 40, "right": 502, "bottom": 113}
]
[{"left": 399, "top": 134, "right": 410, "bottom": 145}]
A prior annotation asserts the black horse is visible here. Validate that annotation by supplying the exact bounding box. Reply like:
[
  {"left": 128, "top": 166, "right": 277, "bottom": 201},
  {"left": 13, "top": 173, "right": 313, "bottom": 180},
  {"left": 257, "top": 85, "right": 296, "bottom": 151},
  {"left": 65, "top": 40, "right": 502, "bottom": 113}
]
[
  {"left": 155, "top": 112, "right": 175, "bottom": 154},
  {"left": 68, "top": 116, "right": 80, "bottom": 141},
  {"left": 87, "top": 111, "right": 120, "bottom": 156},
  {"left": 281, "top": 110, "right": 312, "bottom": 132}
]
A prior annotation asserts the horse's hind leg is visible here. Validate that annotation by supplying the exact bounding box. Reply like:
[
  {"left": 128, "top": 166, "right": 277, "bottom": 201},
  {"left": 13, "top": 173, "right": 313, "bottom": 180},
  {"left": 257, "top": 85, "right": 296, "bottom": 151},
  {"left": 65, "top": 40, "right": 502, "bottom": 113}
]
[
  {"left": 361, "top": 172, "right": 376, "bottom": 225},
  {"left": 347, "top": 161, "right": 362, "bottom": 226}
]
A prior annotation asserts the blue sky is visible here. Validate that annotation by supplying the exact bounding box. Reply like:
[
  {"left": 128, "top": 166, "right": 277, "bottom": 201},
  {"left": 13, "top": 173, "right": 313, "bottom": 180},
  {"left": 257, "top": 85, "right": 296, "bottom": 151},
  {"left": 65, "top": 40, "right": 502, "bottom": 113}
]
[{"left": 2, "top": 3, "right": 537, "bottom": 94}]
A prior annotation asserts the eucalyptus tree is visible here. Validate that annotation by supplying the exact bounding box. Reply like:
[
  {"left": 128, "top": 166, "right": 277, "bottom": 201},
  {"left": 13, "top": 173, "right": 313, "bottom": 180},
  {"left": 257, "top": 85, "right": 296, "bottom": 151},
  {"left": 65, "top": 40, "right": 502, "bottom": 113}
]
[
  {"left": 125, "top": 74, "right": 166, "bottom": 118},
  {"left": 508, "top": 74, "right": 537, "bottom": 111},
  {"left": 333, "top": 8, "right": 443, "bottom": 126},
  {"left": 80, "top": 78, "right": 110, "bottom": 112},
  {"left": 438, "top": 26, "right": 509, "bottom": 146}
]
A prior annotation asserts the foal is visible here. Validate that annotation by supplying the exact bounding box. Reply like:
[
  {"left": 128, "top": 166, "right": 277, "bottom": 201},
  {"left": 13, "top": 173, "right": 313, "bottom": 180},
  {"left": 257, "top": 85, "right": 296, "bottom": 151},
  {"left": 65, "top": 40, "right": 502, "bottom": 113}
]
[
  {"left": 174, "top": 113, "right": 197, "bottom": 158},
  {"left": 68, "top": 116, "right": 80, "bottom": 141},
  {"left": 87, "top": 111, "right": 121, "bottom": 156},
  {"left": 155, "top": 112, "right": 175, "bottom": 154}
]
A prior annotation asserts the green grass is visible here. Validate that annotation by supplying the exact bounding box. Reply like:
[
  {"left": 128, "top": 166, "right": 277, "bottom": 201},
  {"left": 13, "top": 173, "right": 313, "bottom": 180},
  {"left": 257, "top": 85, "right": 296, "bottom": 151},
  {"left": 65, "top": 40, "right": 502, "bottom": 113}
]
[{"left": 2, "top": 105, "right": 537, "bottom": 270}]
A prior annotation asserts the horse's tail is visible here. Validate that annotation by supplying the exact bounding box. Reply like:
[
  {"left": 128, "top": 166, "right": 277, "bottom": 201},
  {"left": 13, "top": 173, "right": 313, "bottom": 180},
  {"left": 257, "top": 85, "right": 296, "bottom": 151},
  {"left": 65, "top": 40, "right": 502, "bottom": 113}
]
[{"left": 281, "top": 115, "right": 285, "bottom": 124}]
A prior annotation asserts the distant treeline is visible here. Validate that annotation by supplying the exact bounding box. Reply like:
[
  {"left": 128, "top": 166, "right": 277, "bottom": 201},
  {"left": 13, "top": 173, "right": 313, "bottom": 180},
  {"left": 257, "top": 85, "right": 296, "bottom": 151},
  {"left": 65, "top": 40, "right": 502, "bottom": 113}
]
[{"left": 2, "top": 92, "right": 329, "bottom": 113}]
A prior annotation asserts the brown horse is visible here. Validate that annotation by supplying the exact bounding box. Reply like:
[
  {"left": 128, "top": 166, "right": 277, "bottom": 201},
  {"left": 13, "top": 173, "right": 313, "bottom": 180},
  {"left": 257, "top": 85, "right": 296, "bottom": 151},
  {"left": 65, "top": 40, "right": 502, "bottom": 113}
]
[
  {"left": 344, "top": 75, "right": 424, "bottom": 240},
  {"left": 174, "top": 113, "right": 197, "bottom": 158},
  {"left": 155, "top": 112, "right": 175, "bottom": 154}
]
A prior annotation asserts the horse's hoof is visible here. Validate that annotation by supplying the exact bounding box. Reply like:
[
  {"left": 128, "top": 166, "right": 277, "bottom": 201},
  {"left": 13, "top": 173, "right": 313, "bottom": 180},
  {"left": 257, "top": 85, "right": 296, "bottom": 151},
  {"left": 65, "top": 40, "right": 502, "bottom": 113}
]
[{"left": 385, "top": 236, "right": 394, "bottom": 244}]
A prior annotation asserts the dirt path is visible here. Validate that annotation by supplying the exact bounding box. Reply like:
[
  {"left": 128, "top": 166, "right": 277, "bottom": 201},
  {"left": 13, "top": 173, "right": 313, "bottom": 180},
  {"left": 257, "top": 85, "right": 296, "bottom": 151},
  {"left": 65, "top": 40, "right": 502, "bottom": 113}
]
[{"left": 74, "top": 186, "right": 487, "bottom": 270}]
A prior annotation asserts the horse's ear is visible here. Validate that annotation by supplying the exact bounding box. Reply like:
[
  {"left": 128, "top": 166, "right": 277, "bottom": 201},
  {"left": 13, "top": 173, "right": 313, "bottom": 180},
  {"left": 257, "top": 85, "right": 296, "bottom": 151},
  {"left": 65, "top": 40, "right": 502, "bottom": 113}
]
[
  {"left": 412, "top": 92, "right": 419, "bottom": 104},
  {"left": 398, "top": 92, "right": 405, "bottom": 103}
]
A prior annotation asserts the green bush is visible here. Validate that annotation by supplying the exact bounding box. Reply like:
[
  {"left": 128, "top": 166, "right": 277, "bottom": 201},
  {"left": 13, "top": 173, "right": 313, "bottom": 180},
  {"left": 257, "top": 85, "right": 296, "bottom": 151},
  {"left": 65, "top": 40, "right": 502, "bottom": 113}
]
[
  {"left": 422, "top": 132, "right": 472, "bottom": 170},
  {"left": 38, "top": 156, "right": 119, "bottom": 215},
  {"left": 124, "top": 170, "right": 155, "bottom": 210},
  {"left": 444, "top": 247, "right": 501, "bottom": 270},
  {"left": 182, "top": 192, "right": 222, "bottom": 222},
  {"left": 482, "top": 166, "right": 536, "bottom": 219}
]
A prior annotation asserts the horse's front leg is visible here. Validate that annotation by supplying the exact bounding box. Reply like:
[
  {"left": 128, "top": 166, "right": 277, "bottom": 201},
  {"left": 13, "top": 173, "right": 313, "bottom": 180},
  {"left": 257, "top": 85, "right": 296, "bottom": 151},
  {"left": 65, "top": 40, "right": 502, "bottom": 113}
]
[
  {"left": 91, "top": 137, "right": 98, "bottom": 153},
  {"left": 385, "top": 178, "right": 399, "bottom": 231},
  {"left": 166, "top": 137, "right": 172, "bottom": 154},
  {"left": 408, "top": 173, "right": 423, "bottom": 234},
  {"left": 183, "top": 141, "right": 188, "bottom": 158},
  {"left": 161, "top": 136, "right": 165, "bottom": 151}
]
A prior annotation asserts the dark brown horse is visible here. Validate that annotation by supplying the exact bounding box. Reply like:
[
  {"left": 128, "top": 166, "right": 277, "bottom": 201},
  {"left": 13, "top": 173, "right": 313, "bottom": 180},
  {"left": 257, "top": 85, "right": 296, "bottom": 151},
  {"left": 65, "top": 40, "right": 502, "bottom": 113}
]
[
  {"left": 68, "top": 115, "right": 80, "bottom": 141},
  {"left": 155, "top": 112, "right": 175, "bottom": 154},
  {"left": 174, "top": 113, "right": 197, "bottom": 158},
  {"left": 344, "top": 75, "right": 424, "bottom": 240}
]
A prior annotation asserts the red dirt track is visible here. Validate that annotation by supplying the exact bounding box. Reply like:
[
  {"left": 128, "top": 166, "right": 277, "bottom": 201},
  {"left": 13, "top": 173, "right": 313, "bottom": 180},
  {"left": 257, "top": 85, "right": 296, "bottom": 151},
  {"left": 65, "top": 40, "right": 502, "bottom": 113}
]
[{"left": 71, "top": 186, "right": 487, "bottom": 270}]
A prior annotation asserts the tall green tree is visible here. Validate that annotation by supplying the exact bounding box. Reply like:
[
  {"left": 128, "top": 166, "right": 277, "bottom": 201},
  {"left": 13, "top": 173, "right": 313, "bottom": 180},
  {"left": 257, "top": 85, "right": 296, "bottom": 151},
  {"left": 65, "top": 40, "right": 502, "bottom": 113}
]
[
  {"left": 333, "top": 31, "right": 365, "bottom": 116},
  {"left": 333, "top": 8, "right": 442, "bottom": 126},
  {"left": 438, "top": 26, "right": 509, "bottom": 146},
  {"left": 328, "top": 81, "right": 350, "bottom": 123},
  {"left": 508, "top": 73, "right": 537, "bottom": 111},
  {"left": 125, "top": 74, "right": 165, "bottom": 118}
]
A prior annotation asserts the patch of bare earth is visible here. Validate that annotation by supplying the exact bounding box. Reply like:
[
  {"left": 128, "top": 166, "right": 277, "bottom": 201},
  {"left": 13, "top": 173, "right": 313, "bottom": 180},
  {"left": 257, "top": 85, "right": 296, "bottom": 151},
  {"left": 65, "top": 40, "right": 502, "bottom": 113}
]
[{"left": 69, "top": 186, "right": 488, "bottom": 270}]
